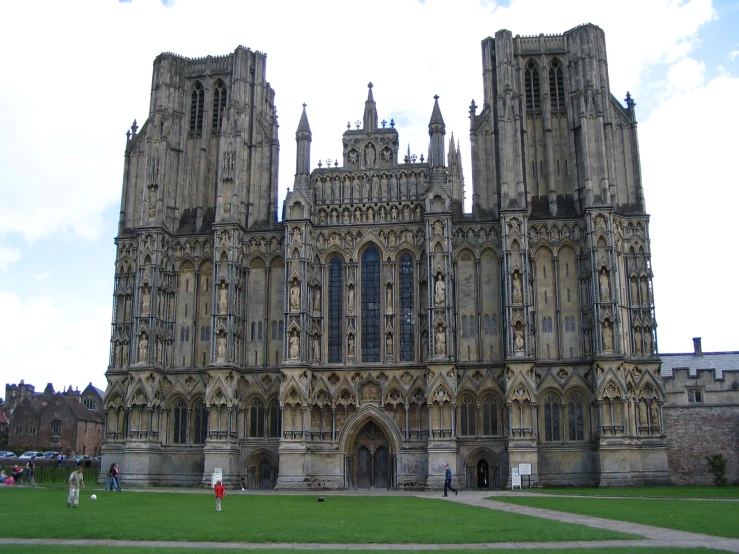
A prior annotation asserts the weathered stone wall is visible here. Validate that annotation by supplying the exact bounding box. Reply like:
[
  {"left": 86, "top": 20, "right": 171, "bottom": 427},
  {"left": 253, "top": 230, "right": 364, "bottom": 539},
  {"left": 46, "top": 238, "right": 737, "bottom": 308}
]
[{"left": 663, "top": 406, "right": 739, "bottom": 485}]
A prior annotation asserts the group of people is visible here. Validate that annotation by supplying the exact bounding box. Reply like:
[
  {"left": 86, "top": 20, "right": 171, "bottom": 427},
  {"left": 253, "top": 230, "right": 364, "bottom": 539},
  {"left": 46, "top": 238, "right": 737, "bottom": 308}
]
[
  {"left": 66, "top": 462, "right": 122, "bottom": 508},
  {"left": 1, "top": 457, "right": 37, "bottom": 487}
]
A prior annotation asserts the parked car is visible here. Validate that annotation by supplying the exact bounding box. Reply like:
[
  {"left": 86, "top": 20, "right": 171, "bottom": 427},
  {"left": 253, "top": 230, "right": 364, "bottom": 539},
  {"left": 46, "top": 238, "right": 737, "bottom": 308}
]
[
  {"left": 0, "top": 451, "right": 17, "bottom": 458},
  {"left": 42, "top": 451, "right": 61, "bottom": 459},
  {"left": 72, "top": 454, "right": 90, "bottom": 462},
  {"left": 18, "top": 451, "right": 43, "bottom": 459}
]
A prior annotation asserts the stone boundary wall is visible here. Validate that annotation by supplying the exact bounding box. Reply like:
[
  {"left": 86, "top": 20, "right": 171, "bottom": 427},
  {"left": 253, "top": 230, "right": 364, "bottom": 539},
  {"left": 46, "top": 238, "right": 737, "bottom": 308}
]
[{"left": 663, "top": 405, "right": 739, "bottom": 485}]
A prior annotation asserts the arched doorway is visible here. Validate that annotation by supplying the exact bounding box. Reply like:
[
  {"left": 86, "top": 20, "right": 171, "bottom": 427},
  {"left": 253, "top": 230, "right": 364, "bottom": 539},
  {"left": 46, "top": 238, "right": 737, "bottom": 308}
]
[
  {"left": 465, "top": 448, "right": 502, "bottom": 489},
  {"left": 350, "top": 421, "right": 391, "bottom": 489},
  {"left": 477, "top": 459, "right": 489, "bottom": 489}
]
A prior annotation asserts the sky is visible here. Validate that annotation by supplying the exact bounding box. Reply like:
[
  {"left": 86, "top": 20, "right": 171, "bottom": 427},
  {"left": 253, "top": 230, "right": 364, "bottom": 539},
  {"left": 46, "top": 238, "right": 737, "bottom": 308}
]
[{"left": 1, "top": 0, "right": 738, "bottom": 394}]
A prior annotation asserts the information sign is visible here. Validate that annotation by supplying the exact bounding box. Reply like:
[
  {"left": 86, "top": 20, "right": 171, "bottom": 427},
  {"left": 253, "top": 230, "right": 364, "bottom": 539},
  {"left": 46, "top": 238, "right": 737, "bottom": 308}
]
[{"left": 519, "top": 463, "right": 532, "bottom": 476}]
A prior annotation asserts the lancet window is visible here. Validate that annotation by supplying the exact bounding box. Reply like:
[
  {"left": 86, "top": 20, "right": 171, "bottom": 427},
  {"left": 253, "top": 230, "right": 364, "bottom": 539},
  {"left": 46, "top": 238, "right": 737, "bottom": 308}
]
[
  {"left": 361, "top": 247, "right": 380, "bottom": 362},
  {"left": 567, "top": 393, "right": 584, "bottom": 440},
  {"left": 399, "top": 254, "right": 415, "bottom": 361},
  {"left": 192, "top": 400, "right": 207, "bottom": 444},
  {"left": 549, "top": 59, "right": 566, "bottom": 112},
  {"left": 543, "top": 394, "right": 561, "bottom": 441},
  {"left": 328, "top": 256, "right": 343, "bottom": 363},
  {"left": 189, "top": 81, "right": 204, "bottom": 137},
  {"left": 173, "top": 399, "right": 187, "bottom": 444},
  {"left": 525, "top": 61, "right": 541, "bottom": 112},
  {"left": 212, "top": 79, "right": 227, "bottom": 135}
]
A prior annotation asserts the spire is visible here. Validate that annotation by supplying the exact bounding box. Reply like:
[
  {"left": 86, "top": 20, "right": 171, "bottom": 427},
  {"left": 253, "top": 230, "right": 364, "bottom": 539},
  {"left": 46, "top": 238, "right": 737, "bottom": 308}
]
[
  {"left": 296, "top": 103, "right": 312, "bottom": 136},
  {"left": 363, "top": 82, "right": 378, "bottom": 131},
  {"left": 428, "top": 95, "right": 446, "bottom": 168}
]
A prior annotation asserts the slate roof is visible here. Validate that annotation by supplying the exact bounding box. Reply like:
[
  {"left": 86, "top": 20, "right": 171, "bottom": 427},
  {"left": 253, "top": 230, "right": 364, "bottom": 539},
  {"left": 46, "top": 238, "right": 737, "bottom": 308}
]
[
  {"left": 660, "top": 351, "right": 739, "bottom": 379},
  {"left": 62, "top": 397, "right": 104, "bottom": 423}
]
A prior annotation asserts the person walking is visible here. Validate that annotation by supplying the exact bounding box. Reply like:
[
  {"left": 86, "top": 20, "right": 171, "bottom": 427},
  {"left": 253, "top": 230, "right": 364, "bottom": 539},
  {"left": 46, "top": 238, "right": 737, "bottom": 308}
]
[
  {"left": 67, "top": 465, "right": 85, "bottom": 508},
  {"left": 25, "top": 455, "right": 36, "bottom": 487},
  {"left": 443, "top": 462, "right": 457, "bottom": 497},
  {"left": 214, "top": 479, "right": 226, "bottom": 512}
]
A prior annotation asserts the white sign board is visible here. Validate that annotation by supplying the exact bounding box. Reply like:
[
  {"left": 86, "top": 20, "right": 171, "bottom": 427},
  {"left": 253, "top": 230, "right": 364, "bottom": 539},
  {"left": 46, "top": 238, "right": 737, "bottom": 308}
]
[
  {"left": 511, "top": 473, "right": 522, "bottom": 489},
  {"left": 211, "top": 467, "right": 223, "bottom": 487},
  {"left": 519, "top": 463, "right": 532, "bottom": 476}
]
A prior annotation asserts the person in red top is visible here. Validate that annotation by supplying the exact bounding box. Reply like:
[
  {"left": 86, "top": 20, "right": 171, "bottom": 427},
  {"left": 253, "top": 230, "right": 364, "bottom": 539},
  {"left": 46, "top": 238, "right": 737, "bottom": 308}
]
[{"left": 214, "top": 480, "right": 226, "bottom": 512}]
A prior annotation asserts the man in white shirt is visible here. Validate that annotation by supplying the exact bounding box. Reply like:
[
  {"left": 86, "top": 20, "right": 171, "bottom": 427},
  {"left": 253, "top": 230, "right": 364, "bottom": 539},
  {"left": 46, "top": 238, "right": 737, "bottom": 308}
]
[{"left": 67, "top": 466, "right": 85, "bottom": 508}]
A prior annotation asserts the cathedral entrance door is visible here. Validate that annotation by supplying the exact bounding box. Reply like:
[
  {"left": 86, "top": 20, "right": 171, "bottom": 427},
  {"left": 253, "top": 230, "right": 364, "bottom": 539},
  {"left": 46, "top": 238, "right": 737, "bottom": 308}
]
[
  {"left": 258, "top": 459, "right": 272, "bottom": 489},
  {"left": 477, "top": 459, "right": 489, "bottom": 489},
  {"left": 352, "top": 421, "right": 390, "bottom": 489}
]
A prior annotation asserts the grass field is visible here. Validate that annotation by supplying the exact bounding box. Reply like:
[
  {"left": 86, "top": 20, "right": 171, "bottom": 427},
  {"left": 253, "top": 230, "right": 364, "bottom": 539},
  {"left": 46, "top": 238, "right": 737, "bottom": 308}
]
[
  {"left": 0, "top": 488, "right": 637, "bottom": 544},
  {"left": 0, "top": 547, "right": 726, "bottom": 554},
  {"left": 493, "top": 495, "right": 739, "bottom": 538},
  {"left": 534, "top": 486, "right": 739, "bottom": 498}
]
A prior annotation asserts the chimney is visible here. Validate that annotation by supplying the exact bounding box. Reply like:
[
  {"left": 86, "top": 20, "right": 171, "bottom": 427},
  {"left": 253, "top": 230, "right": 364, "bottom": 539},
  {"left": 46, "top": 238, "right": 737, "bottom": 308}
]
[{"left": 692, "top": 337, "right": 703, "bottom": 357}]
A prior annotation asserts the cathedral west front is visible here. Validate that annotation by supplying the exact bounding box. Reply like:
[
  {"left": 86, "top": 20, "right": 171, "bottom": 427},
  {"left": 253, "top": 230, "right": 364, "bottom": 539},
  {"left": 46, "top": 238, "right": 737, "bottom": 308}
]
[{"left": 102, "top": 23, "right": 669, "bottom": 489}]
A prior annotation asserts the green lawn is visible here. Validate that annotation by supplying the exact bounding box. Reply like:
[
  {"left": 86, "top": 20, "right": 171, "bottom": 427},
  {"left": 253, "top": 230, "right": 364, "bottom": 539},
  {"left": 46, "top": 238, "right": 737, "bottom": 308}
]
[
  {"left": 0, "top": 488, "right": 636, "bottom": 544},
  {"left": 2, "top": 545, "right": 720, "bottom": 554},
  {"left": 534, "top": 486, "right": 739, "bottom": 498},
  {"left": 493, "top": 495, "right": 739, "bottom": 538}
]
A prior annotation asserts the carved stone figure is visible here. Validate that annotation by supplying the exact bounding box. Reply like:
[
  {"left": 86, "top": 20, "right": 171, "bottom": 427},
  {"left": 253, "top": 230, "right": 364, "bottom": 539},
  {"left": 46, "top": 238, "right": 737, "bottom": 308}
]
[
  {"left": 138, "top": 334, "right": 148, "bottom": 362},
  {"left": 348, "top": 286, "right": 355, "bottom": 313},
  {"left": 289, "top": 333, "right": 300, "bottom": 359},
  {"left": 312, "top": 334, "right": 320, "bottom": 361},
  {"left": 365, "top": 142, "right": 376, "bottom": 167},
  {"left": 217, "top": 334, "right": 226, "bottom": 360},
  {"left": 290, "top": 282, "right": 300, "bottom": 311},
  {"left": 435, "top": 327, "right": 446, "bottom": 356},
  {"left": 603, "top": 321, "right": 613, "bottom": 351},
  {"left": 514, "top": 330, "right": 524, "bottom": 351},
  {"left": 218, "top": 283, "right": 228, "bottom": 313},
  {"left": 386, "top": 285, "right": 393, "bottom": 313},
  {"left": 348, "top": 334, "right": 355, "bottom": 357},
  {"left": 386, "top": 334, "right": 393, "bottom": 356},
  {"left": 141, "top": 286, "right": 151, "bottom": 316},
  {"left": 312, "top": 286, "right": 321, "bottom": 316},
  {"left": 434, "top": 274, "right": 445, "bottom": 306},
  {"left": 512, "top": 273, "right": 522, "bottom": 304},
  {"left": 599, "top": 269, "right": 610, "bottom": 302}
]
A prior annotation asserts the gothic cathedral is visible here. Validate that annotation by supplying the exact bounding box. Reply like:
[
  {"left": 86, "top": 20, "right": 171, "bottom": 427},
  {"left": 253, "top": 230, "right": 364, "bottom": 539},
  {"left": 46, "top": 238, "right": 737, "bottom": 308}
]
[{"left": 103, "top": 24, "right": 668, "bottom": 489}]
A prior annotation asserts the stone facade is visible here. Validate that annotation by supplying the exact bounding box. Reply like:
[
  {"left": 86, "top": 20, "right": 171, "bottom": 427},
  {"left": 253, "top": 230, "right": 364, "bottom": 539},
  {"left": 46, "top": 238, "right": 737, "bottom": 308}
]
[
  {"left": 662, "top": 339, "right": 739, "bottom": 485},
  {"left": 102, "top": 24, "right": 670, "bottom": 489}
]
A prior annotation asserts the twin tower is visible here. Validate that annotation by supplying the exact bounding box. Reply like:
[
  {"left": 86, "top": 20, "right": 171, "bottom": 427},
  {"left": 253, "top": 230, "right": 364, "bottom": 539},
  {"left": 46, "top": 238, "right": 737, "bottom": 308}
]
[{"left": 103, "top": 24, "right": 666, "bottom": 490}]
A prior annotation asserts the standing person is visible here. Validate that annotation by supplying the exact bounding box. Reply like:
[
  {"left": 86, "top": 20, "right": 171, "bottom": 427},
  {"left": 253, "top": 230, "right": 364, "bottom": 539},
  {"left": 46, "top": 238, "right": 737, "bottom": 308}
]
[
  {"left": 214, "top": 480, "right": 226, "bottom": 512},
  {"left": 109, "top": 463, "right": 122, "bottom": 491},
  {"left": 67, "top": 465, "right": 85, "bottom": 508},
  {"left": 443, "top": 463, "right": 457, "bottom": 497},
  {"left": 25, "top": 455, "right": 36, "bottom": 487},
  {"left": 56, "top": 453, "right": 63, "bottom": 467}
]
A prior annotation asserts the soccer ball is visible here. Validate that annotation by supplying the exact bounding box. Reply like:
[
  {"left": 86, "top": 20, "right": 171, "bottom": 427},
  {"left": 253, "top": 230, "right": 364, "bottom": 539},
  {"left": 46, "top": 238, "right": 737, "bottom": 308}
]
[{"left": 90, "top": 494, "right": 97, "bottom": 501}]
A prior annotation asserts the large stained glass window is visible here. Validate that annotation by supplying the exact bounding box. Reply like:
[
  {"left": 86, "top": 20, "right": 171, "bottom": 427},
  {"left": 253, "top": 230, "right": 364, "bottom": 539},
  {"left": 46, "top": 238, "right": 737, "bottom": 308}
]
[
  {"left": 399, "top": 254, "right": 414, "bottom": 361},
  {"left": 361, "top": 247, "right": 380, "bottom": 362},
  {"left": 328, "top": 257, "right": 343, "bottom": 363}
]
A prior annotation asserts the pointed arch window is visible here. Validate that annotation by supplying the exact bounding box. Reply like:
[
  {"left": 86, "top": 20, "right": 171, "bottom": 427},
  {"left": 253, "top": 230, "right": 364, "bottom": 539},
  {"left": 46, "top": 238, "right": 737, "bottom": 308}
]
[
  {"left": 192, "top": 400, "right": 207, "bottom": 444},
  {"left": 249, "top": 399, "right": 265, "bottom": 437},
  {"left": 525, "top": 61, "right": 541, "bottom": 112},
  {"left": 212, "top": 79, "right": 227, "bottom": 135},
  {"left": 568, "top": 393, "right": 584, "bottom": 440},
  {"left": 268, "top": 398, "right": 281, "bottom": 437},
  {"left": 543, "top": 394, "right": 561, "bottom": 441},
  {"left": 361, "top": 247, "right": 380, "bottom": 362},
  {"left": 549, "top": 59, "right": 566, "bottom": 112},
  {"left": 459, "top": 395, "right": 476, "bottom": 436},
  {"left": 482, "top": 395, "right": 499, "bottom": 435},
  {"left": 399, "top": 254, "right": 415, "bottom": 361},
  {"left": 189, "top": 81, "right": 204, "bottom": 138},
  {"left": 173, "top": 399, "right": 187, "bottom": 444},
  {"left": 328, "top": 256, "right": 343, "bottom": 363}
]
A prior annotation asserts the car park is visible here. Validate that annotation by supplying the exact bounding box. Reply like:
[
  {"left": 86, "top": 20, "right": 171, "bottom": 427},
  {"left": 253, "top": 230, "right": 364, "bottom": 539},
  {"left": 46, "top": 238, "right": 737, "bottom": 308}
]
[
  {"left": 18, "top": 451, "right": 43, "bottom": 459},
  {"left": 0, "top": 451, "right": 17, "bottom": 458},
  {"left": 42, "top": 451, "right": 61, "bottom": 459}
]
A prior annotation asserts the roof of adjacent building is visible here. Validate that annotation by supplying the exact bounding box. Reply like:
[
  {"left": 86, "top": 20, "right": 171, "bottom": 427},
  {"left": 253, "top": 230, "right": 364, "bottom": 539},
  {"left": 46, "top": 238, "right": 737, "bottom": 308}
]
[{"left": 661, "top": 351, "right": 739, "bottom": 379}]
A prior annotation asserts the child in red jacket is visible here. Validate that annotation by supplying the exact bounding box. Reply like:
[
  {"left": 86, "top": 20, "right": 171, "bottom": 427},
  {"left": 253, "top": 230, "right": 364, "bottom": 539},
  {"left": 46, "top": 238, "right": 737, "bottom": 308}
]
[{"left": 214, "top": 480, "right": 226, "bottom": 512}]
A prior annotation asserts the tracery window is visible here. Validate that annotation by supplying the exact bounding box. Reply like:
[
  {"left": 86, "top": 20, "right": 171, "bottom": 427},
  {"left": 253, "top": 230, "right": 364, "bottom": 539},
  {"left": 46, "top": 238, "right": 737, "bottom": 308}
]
[
  {"left": 258, "top": 322, "right": 262, "bottom": 341},
  {"left": 278, "top": 321, "right": 284, "bottom": 340},
  {"left": 482, "top": 395, "right": 499, "bottom": 435},
  {"left": 492, "top": 314, "right": 498, "bottom": 334},
  {"left": 251, "top": 322, "right": 255, "bottom": 341},
  {"left": 328, "top": 256, "right": 343, "bottom": 363},
  {"left": 543, "top": 394, "right": 561, "bottom": 441},
  {"left": 568, "top": 393, "right": 584, "bottom": 440},
  {"left": 249, "top": 399, "right": 265, "bottom": 437},
  {"left": 268, "top": 398, "right": 281, "bottom": 437},
  {"left": 459, "top": 395, "right": 476, "bottom": 436},
  {"left": 399, "top": 254, "right": 415, "bottom": 361},
  {"left": 462, "top": 316, "right": 468, "bottom": 337},
  {"left": 189, "top": 81, "right": 204, "bottom": 137},
  {"left": 525, "top": 61, "right": 541, "bottom": 112},
  {"left": 212, "top": 79, "right": 227, "bottom": 135},
  {"left": 469, "top": 315, "right": 475, "bottom": 337},
  {"left": 484, "top": 315, "right": 490, "bottom": 335},
  {"left": 192, "top": 400, "right": 207, "bottom": 444},
  {"left": 173, "top": 399, "right": 187, "bottom": 444},
  {"left": 361, "top": 247, "right": 380, "bottom": 362},
  {"left": 272, "top": 321, "right": 277, "bottom": 340},
  {"left": 549, "top": 59, "right": 566, "bottom": 112}
]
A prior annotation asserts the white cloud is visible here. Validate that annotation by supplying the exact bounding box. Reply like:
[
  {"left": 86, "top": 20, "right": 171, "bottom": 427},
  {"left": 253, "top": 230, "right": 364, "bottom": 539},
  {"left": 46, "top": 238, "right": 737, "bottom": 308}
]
[
  {"left": 641, "top": 73, "right": 739, "bottom": 352},
  {"left": 0, "top": 246, "right": 21, "bottom": 272},
  {"left": 730, "top": 50, "right": 739, "bottom": 61},
  {"left": 34, "top": 271, "right": 52, "bottom": 281},
  {"left": 0, "top": 292, "right": 110, "bottom": 391},
  {"left": 666, "top": 58, "right": 705, "bottom": 93}
]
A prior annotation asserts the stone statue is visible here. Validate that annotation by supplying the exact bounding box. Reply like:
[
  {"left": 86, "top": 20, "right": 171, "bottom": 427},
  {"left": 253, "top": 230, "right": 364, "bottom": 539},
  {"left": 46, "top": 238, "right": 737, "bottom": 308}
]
[
  {"left": 289, "top": 333, "right": 300, "bottom": 359},
  {"left": 599, "top": 269, "right": 610, "bottom": 302},
  {"left": 290, "top": 282, "right": 300, "bottom": 311},
  {"left": 435, "top": 327, "right": 446, "bottom": 356},
  {"left": 386, "top": 285, "right": 393, "bottom": 314},
  {"left": 650, "top": 402, "right": 659, "bottom": 428},
  {"left": 386, "top": 334, "right": 393, "bottom": 356},
  {"left": 603, "top": 321, "right": 613, "bottom": 351},
  {"left": 348, "top": 334, "right": 355, "bottom": 357},
  {"left": 312, "top": 335, "right": 320, "bottom": 361},
  {"left": 365, "top": 142, "right": 376, "bottom": 167},
  {"left": 372, "top": 175, "right": 380, "bottom": 199},
  {"left": 141, "top": 286, "right": 151, "bottom": 316},
  {"left": 434, "top": 220, "right": 443, "bottom": 236},
  {"left": 138, "top": 334, "right": 148, "bottom": 362},
  {"left": 645, "top": 328, "right": 653, "bottom": 355},
  {"left": 348, "top": 286, "right": 355, "bottom": 313},
  {"left": 512, "top": 273, "right": 522, "bottom": 304},
  {"left": 434, "top": 274, "right": 445, "bottom": 306},
  {"left": 312, "top": 286, "right": 321, "bottom": 316},
  {"left": 514, "top": 330, "right": 524, "bottom": 351},
  {"left": 217, "top": 335, "right": 226, "bottom": 360},
  {"left": 122, "top": 343, "right": 128, "bottom": 366},
  {"left": 218, "top": 283, "right": 228, "bottom": 313}
]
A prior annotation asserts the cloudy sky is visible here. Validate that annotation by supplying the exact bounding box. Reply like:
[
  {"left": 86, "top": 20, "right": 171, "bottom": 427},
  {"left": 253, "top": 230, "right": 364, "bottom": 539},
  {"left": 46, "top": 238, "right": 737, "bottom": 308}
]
[{"left": 1, "top": 0, "right": 737, "bottom": 394}]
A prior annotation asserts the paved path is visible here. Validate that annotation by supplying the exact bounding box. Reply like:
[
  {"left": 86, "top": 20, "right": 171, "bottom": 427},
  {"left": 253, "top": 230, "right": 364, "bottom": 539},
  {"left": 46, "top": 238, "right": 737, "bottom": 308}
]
[{"left": 2, "top": 489, "right": 738, "bottom": 552}]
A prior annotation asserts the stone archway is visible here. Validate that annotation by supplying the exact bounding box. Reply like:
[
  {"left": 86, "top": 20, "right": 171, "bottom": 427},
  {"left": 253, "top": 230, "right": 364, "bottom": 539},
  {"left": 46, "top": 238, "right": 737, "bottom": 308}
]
[
  {"left": 245, "top": 450, "right": 278, "bottom": 490},
  {"left": 465, "top": 448, "right": 502, "bottom": 489},
  {"left": 347, "top": 420, "right": 393, "bottom": 489}
]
